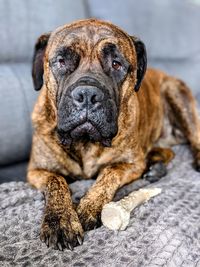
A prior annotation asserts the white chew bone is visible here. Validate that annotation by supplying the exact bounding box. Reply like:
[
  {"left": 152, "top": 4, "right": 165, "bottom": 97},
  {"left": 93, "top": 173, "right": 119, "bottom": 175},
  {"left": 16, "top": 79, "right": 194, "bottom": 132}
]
[{"left": 101, "top": 188, "right": 162, "bottom": 230}]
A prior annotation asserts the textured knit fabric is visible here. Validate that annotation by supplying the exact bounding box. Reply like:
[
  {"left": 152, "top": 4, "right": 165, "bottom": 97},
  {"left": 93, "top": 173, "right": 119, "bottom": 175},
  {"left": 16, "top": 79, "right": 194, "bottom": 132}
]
[{"left": 1, "top": 145, "right": 200, "bottom": 266}]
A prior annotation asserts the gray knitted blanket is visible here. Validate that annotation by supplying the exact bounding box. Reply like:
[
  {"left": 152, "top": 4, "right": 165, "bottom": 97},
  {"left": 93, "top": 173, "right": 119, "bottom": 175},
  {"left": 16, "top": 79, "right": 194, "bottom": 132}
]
[{"left": 1, "top": 145, "right": 200, "bottom": 267}]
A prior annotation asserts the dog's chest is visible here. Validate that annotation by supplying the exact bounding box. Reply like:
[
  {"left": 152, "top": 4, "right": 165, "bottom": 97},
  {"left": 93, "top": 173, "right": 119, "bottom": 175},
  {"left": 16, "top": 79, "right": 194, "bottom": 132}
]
[
  {"left": 71, "top": 144, "right": 105, "bottom": 178},
  {"left": 71, "top": 143, "right": 134, "bottom": 179}
]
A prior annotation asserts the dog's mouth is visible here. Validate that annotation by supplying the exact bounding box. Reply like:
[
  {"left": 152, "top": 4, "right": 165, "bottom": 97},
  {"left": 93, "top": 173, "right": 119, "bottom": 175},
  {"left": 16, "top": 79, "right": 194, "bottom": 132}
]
[
  {"left": 71, "top": 121, "right": 101, "bottom": 140},
  {"left": 57, "top": 121, "right": 113, "bottom": 147}
]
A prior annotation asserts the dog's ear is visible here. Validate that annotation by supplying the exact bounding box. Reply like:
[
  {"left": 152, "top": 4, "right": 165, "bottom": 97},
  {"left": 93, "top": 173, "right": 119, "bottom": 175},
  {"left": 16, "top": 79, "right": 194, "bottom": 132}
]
[
  {"left": 131, "top": 37, "right": 147, "bottom": 92},
  {"left": 32, "top": 33, "right": 51, "bottom": 91}
]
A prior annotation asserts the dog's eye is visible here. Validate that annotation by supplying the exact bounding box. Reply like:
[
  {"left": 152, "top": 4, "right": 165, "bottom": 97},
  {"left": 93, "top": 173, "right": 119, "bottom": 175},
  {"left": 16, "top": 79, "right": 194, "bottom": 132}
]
[
  {"left": 112, "top": 60, "right": 122, "bottom": 71},
  {"left": 57, "top": 56, "right": 66, "bottom": 67}
]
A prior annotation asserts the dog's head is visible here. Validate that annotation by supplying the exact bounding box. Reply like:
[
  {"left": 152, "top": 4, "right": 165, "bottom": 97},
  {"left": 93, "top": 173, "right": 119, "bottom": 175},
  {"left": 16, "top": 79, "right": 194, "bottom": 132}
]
[{"left": 32, "top": 19, "right": 147, "bottom": 146}]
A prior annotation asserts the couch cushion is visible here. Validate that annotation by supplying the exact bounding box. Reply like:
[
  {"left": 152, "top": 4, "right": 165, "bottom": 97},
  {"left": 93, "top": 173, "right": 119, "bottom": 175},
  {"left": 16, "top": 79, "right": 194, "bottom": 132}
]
[
  {"left": 0, "top": 63, "right": 37, "bottom": 165},
  {"left": 0, "top": 161, "right": 28, "bottom": 183},
  {"left": 0, "top": 0, "right": 87, "bottom": 61}
]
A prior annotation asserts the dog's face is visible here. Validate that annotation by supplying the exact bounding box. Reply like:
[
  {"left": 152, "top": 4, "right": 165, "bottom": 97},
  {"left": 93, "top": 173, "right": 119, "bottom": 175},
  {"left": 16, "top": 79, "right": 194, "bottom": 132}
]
[{"left": 32, "top": 19, "right": 147, "bottom": 146}]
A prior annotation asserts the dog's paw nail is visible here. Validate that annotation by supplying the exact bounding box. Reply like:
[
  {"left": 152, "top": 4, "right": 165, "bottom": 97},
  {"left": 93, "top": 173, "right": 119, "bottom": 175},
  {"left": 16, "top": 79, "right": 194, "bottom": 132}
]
[
  {"left": 68, "top": 243, "right": 74, "bottom": 251},
  {"left": 45, "top": 237, "right": 49, "bottom": 247},
  {"left": 77, "top": 235, "right": 83, "bottom": 245},
  {"left": 57, "top": 242, "right": 63, "bottom": 251},
  {"left": 63, "top": 240, "right": 69, "bottom": 248}
]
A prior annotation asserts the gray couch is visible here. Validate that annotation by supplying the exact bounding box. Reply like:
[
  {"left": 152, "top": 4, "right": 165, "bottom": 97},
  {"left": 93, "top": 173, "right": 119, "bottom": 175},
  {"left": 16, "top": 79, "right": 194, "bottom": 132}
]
[{"left": 0, "top": 0, "right": 200, "bottom": 266}]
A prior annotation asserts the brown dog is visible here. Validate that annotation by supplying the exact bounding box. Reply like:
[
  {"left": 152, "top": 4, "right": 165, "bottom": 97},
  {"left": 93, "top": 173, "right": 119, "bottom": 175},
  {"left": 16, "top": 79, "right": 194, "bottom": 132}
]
[{"left": 28, "top": 19, "right": 200, "bottom": 250}]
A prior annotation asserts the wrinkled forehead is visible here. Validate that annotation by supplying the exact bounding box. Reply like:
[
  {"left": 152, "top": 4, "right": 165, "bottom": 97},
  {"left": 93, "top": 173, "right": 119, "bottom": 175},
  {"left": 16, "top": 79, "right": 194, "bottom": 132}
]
[{"left": 47, "top": 21, "right": 134, "bottom": 59}]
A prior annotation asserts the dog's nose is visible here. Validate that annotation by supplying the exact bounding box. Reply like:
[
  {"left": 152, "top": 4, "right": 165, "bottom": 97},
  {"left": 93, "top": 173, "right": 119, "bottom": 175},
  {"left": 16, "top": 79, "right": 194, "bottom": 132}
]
[{"left": 71, "top": 86, "right": 104, "bottom": 107}]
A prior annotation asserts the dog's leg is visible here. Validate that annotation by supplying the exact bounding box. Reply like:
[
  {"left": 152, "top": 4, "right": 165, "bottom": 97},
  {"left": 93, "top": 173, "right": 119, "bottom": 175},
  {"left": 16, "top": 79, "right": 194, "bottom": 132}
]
[
  {"left": 143, "top": 147, "right": 175, "bottom": 183},
  {"left": 76, "top": 161, "right": 145, "bottom": 230},
  {"left": 27, "top": 170, "right": 84, "bottom": 250},
  {"left": 162, "top": 77, "right": 200, "bottom": 171}
]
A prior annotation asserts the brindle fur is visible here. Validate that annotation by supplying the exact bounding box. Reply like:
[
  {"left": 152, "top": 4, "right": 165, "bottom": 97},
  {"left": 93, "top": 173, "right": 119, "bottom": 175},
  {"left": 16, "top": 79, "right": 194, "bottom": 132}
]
[{"left": 27, "top": 19, "right": 200, "bottom": 250}]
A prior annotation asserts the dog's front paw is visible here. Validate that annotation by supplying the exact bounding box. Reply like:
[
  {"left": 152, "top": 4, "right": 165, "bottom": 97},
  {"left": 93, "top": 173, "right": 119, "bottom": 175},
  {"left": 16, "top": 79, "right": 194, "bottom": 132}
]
[
  {"left": 40, "top": 209, "right": 84, "bottom": 250},
  {"left": 76, "top": 201, "right": 101, "bottom": 231}
]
